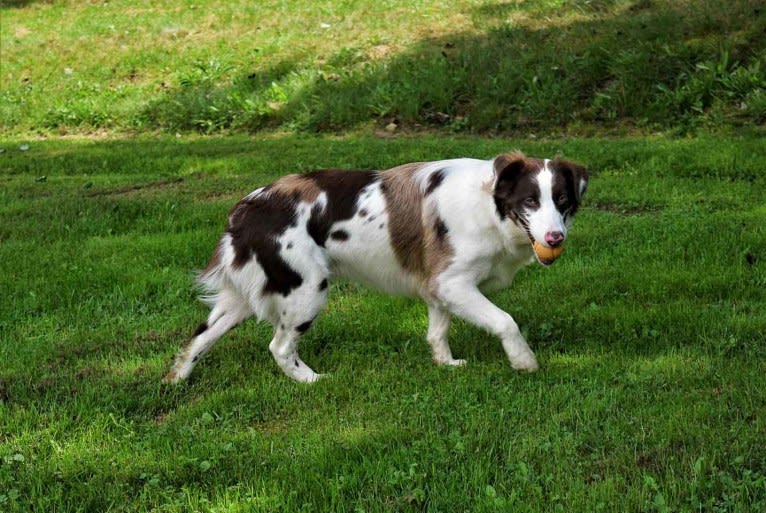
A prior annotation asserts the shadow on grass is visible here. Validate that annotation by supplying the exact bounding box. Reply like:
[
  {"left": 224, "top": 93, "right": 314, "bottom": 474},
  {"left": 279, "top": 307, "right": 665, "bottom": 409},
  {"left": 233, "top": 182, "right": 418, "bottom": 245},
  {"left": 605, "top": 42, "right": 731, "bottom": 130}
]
[
  {"left": 140, "top": 0, "right": 765, "bottom": 133},
  {"left": 0, "top": 0, "right": 53, "bottom": 8}
]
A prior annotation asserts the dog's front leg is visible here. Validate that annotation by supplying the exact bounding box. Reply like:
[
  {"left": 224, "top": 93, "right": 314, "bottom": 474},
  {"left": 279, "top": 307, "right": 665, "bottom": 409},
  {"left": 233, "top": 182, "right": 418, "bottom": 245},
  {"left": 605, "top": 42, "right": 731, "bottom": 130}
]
[
  {"left": 436, "top": 279, "right": 539, "bottom": 372},
  {"left": 426, "top": 303, "right": 465, "bottom": 366}
]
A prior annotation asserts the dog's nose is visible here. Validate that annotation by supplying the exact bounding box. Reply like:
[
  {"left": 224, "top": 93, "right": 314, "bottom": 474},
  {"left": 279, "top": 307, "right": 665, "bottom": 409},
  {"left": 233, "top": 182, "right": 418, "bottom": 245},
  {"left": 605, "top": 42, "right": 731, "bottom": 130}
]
[{"left": 544, "top": 231, "right": 565, "bottom": 247}]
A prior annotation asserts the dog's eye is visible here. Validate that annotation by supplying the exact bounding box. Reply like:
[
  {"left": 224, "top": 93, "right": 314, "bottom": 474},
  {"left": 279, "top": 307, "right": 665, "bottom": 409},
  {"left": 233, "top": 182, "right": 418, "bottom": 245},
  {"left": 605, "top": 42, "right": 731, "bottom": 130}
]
[
  {"left": 557, "top": 194, "right": 568, "bottom": 205},
  {"left": 524, "top": 197, "right": 539, "bottom": 208}
]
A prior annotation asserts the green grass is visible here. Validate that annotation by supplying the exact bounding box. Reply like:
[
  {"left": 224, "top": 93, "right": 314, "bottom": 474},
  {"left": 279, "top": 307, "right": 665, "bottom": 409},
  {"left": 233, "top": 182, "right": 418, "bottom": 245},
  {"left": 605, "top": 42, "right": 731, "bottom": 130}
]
[
  {"left": 2, "top": 0, "right": 765, "bottom": 510},
  {"left": 1, "top": 134, "right": 765, "bottom": 511},
  {"left": 2, "top": 0, "right": 765, "bottom": 136}
]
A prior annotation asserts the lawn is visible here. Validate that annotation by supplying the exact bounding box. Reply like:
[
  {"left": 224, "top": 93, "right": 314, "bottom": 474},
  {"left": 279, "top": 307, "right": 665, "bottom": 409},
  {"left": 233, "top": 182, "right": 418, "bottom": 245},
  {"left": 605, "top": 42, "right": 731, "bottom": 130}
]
[
  {"left": 0, "top": 134, "right": 764, "bottom": 511},
  {"left": 2, "top": 0, "right": 766, "bottom": 511}
]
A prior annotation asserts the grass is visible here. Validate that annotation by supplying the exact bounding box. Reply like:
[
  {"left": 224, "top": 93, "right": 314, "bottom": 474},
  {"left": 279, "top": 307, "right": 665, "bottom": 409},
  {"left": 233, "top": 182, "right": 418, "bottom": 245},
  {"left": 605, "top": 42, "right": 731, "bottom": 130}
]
[
  {"left": 1, "top": 0, "right": 765, "bottom": 136},
  {"left": 1, "top": 133, "right": 765, "bottom": 511},
  {"left": 1, "top": 0, "right": 765, "bottom": 510}
]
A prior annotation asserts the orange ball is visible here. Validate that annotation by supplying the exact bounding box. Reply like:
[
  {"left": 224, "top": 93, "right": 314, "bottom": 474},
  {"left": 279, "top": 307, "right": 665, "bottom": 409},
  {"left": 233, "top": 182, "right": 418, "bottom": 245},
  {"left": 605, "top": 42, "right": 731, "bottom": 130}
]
[{"left": 533, "top": 241, "right": 564, "bottom": 263}]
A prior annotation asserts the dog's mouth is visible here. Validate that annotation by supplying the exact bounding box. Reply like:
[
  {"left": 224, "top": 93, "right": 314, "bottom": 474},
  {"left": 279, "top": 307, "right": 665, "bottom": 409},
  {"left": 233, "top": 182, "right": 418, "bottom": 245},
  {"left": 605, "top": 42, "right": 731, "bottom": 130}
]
[{"left": 511, "top": 212, "right": 564, "bottom": 266}]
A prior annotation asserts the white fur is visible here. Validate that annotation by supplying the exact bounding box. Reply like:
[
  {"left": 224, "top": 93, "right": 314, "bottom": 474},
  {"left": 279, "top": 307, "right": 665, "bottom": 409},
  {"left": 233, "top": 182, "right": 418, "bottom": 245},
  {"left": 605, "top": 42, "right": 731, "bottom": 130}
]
[{"left": 526, "top": 160, "right": 567, "bottom": 245}]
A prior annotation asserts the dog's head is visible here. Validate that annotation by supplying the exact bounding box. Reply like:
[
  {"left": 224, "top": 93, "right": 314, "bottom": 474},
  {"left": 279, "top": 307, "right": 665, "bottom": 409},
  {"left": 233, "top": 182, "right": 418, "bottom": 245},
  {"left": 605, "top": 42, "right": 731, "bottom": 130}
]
[{"left": 493, "top": 152, "right": 588, "bottom": 265}]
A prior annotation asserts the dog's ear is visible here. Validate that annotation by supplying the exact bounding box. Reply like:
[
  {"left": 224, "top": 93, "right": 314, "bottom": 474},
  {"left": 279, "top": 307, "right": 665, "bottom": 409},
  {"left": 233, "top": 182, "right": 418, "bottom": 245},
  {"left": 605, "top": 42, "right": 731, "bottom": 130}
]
[
  {"left": 493, "top": 152, "right": 527, "bottom": 199},
  {"left": 555, "top": 158, "right": 589, "bottom": 202}
]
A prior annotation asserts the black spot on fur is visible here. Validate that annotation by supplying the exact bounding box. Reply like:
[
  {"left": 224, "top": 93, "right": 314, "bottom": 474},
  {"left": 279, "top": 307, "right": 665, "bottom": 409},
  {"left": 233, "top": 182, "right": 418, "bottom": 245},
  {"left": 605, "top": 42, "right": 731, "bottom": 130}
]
[
  {"left": 192, "top": 322, "right": 208, "bottom": 337},
  {"left": 379, "top": 223, "right": 384, "bottom": 229},
  {"left": 435, "top": 217, "right": 448, "bottom": 241},
  {"left": 227, "top": 191, "right": 303, "bottom": 295},
  {"left": 296, "top": 319, "right": 314, "bottom": 333},
  {"left": 295, "top": 359, "right": 300, "bottom": 367},
  {"left": 192, "top": 355, "right": 199, "bottom": 363},
  {"left": 305, "top": 170, "right": 378, "bottom": 246},
  {"left": 330, "top": 229, "right": 349, "bottom": 241},
  {"left": 425, "top": 169, "right": 445, "bottom": 195},
  {"left": 319, "top": 279, "right": 328, "bottom": 291},
  {"left": 359, "top": 208, "right": 368, "bottom": 217},
  {"left": 286, "top": 242, "right": 293, "bottom": 249}
]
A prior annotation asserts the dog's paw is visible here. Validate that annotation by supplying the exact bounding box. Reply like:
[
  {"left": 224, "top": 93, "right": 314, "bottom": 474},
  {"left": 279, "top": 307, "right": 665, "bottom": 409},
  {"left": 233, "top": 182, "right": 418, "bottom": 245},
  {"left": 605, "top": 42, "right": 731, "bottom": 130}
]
[
  {"left": 162, "top": 370, "right": 184, "bottom": 384},
  {"left": 435, "top": 357, "right": 467, "bottom": 367},
  {"left": 285, "top": 360, "right": 324, "bottom": 383},
  {"left": 295, "top": 371, "right": 325, "bottom": 384},
  {"left": 510, "top": 351, "right": 539, "bottom": 373}
]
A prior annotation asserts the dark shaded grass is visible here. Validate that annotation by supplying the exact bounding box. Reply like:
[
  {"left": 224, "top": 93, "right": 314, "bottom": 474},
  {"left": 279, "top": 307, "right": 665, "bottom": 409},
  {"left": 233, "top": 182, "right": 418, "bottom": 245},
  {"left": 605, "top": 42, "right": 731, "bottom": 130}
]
[{"left": 0, "top": 134, "right": 765, "bottom": 511}]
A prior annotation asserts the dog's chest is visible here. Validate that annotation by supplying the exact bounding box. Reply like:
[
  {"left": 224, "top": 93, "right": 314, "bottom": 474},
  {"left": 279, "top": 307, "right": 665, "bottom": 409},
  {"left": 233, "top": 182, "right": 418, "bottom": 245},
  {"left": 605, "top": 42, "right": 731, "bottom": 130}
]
[{"left": 478, "top": 246, "right": 535, "bottom": 293}]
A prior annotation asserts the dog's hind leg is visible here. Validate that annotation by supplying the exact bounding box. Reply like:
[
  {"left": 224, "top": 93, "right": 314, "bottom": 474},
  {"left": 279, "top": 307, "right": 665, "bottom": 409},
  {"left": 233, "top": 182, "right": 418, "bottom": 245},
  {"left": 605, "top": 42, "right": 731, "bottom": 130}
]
[
  {"left": 268, "top": 279, "right": 329, "bottom": 383},
  {"left": 268, "top": 325, "right": 322, "bottom": 383},
  {"left": 426, "top": 303, "right": 465, "bottom": 366},
  {"left": 163, "top": 289, "right": 252, "bottom": 383}
]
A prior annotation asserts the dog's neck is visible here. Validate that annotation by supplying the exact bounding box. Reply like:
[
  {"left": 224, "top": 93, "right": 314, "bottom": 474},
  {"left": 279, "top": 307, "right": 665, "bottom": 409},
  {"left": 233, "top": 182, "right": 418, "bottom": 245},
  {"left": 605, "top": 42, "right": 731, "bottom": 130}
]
[{"left": 492, "top": 214, "right": 535, "bottom": 261}]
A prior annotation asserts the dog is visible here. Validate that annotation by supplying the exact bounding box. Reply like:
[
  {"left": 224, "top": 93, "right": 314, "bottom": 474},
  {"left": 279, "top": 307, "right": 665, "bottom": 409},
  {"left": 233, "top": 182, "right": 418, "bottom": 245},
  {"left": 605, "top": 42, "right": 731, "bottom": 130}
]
[{"left": 164, "top": 152, "right": 588, "bottom": 383}]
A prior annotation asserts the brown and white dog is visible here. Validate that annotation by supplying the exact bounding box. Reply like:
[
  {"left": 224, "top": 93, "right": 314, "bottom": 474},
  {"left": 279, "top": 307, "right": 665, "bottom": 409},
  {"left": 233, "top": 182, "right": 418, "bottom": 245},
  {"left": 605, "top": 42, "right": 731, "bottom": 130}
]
[{"left": 164, "top": 152, "right": 588, "bottom": 383}]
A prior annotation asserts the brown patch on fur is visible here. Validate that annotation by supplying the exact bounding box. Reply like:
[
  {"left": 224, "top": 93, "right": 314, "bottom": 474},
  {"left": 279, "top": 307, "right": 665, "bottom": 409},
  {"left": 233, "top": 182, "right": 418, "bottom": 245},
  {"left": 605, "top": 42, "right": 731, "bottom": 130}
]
[
  {"left": 380, "top": 163, "right": 427, "bottom": 276},
  {"left": 480, "top": 177, "right": 495, "bottom": 195},
  {"left": 380, "top": 162, "right": 454, "bottom": 294},
  {"left": 267, "top": 174, "right": 322, "bottom": 203},
  {"left": 481, "top": 152, "right": 529, "bottom": 195},
  {"left": 493, "top": 151, "right": 528, "bottom": 172}
]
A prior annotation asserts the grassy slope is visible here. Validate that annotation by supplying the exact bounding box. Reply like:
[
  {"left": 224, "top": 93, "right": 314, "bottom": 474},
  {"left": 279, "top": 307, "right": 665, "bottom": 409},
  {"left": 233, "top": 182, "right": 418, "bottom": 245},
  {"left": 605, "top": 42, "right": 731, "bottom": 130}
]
[
  {"left": 2, "top": 0, "right": 765, "bottom": 135},
  {"left": 0, "top": 134, "right": 765, "bottom": 511}
]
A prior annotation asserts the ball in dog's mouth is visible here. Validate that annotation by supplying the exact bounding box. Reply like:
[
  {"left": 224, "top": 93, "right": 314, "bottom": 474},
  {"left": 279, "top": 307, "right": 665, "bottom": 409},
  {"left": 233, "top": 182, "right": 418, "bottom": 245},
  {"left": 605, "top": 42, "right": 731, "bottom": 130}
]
[{"left": 532, "top": 240, "right": 564, "bottom": 266}]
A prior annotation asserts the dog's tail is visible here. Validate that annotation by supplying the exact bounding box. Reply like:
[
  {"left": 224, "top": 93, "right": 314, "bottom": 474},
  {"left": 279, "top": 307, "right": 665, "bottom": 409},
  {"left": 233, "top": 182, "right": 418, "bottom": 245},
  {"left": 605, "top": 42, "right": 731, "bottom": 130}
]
[{"left": 196, "top": 238, "right": 228, "bottom": 308}]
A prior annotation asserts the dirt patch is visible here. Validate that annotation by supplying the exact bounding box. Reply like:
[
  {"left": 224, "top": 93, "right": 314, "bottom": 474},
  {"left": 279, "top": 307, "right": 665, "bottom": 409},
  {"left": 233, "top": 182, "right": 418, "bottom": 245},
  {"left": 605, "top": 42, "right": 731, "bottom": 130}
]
[
  {"left": 135, "top": 328, "right": 184, "bottom": 346},
  {"left": 197, "top": 190, "right": 237, "bottom": 202},
  {"left": 13, "top": 25, "right": 32, "bottom": 39},
  {"left": 75, "top": 366, "right": 101, "bottom": 380},
  {"left": 593, "top": 201, "right": 661, "bottom": 216},
  {"left": 86, "top": 177, "right": 184, "bottom": 197},
  {"left": 0, "top": 379, "right": 10, "bottom": 403}
]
